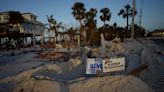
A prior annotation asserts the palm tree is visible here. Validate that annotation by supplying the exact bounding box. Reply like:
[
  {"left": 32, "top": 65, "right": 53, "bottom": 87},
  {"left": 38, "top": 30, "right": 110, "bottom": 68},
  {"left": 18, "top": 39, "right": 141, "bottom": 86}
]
[
  {"left": 98, "top": 24, "right": 115, "bottom": 41},
  {"left": 72, "top": 2, "right": 85, "bottom": 27},
  {"left": 113, "top": 22, "right": 117, "bottom": 37},
  {"left": 118, "top": 4, "right": 137, "bottom": 37},
  {"left": 130, "top": 24, "right": 145, "bottom": 38},
  {"left": 47, "top": 15, "right": 56, "bottom": 42},
  {"left": 84, "top": 8, "right": 97, "bottom": 44},
  {"left": 100, "top": 8, "right": 111, "bottom": 26},
  {"left": 66, "top": 27, "right": 77, "bottom": 41},
  {"left": 72, "top": 2, "right": 86, "bottom": 38},
  {"left": 47, "top": 15, "right": 63, "bottom": 43},
  {"left": 85, "top": 8, "right": 97, "bottom": 21},
  {"left": 113, "top": 22, "right": 117, "bottom": 29}
]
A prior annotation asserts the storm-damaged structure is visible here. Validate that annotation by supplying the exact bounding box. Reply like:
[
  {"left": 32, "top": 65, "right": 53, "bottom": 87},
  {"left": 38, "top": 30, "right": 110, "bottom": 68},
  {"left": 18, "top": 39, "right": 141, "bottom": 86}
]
[{"left": 0, "top": 11, "right": 44, "bottom": 49}]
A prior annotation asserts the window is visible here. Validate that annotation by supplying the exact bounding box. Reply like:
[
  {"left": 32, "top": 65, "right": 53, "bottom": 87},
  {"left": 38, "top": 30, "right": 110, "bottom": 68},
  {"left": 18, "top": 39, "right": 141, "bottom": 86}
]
[
  {"left": 6, "top": 16, "right": 9, "bottom": 20},
  {"left": 3, "top": 16, "right": 6, "bottom": 20},
  {"left": 34, "top": 17, "right": 36, "bottom": 21},
  {"left": 3, "top": 16, "right": 8, "bottom": 20}
]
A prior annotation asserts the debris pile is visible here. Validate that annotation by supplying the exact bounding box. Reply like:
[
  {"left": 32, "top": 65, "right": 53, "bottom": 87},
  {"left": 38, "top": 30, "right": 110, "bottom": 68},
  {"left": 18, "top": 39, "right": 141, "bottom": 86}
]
[
  {"left": 36, "top": 50, "right": 79, "bottom": 62},
  {"left": 100, "top": 34, "right": 125, "bottom": 57},
  {"left": 0, "top": 38, "right": 164, "bottom": 92}
]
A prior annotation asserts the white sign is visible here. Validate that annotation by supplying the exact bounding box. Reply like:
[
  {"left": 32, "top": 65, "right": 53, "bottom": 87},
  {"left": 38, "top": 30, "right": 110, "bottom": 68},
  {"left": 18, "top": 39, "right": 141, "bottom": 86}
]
[
  {"left": 86, "top": 58, "right": 102, "bottom": 75},
  {"left": 103, "top": 57, "right": 125, "bottom": 73}
]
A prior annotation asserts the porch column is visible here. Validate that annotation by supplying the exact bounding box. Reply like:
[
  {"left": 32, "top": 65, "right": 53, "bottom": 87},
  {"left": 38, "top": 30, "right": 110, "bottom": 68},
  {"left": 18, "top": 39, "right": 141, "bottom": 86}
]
[
  {"left": 41, "top": 30, "right": 44, "bottom": 46},
  {"left": 33, "top": 35, "right": 36, "bottom": 46},
  {"left": 25, "top": 36, "right": 28, "bottom": 47}
]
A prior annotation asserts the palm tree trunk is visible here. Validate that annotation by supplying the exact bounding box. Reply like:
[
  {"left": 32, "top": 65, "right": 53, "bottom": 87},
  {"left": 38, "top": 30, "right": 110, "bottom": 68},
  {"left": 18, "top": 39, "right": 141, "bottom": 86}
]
[
  {"left": 88, "top": 30, "right": 94, "bottom": 45},
  {"left": 54, "top": 31, "right": 57, "bottom": 44},
  {"left": 55, "top": 36, "right": 57, "bottom": 44},
  {"left": 126, "top": 12, "right": 129, "bottom": 37},
  {"left": 79, "top": 20, "right": 86, "bottom": 43},
  {"left": 48, "top": 30, "right": 51, "bottom": 42},
  {"left": 79, "top": 20, "right": 83, "bottom": 33},
  {"left": 54, "top": 27, "right": 58, "bottom": 44},
  {"left": 87, "top": 25, "right": 95, "bottom": 45},
  {"left": 104, "top": 21, "right": 105, "bottom": 26}
]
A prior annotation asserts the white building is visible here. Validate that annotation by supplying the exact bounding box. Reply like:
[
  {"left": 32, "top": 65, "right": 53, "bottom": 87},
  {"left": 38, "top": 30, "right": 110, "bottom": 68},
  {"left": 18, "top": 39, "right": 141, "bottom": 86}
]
[
  {"left": 148, "top": 29, "right": 164, "bottom": 37},
  {"left": 0, "top": 11, "right": 45, "bottom": 45},
  {"left": 0, "top": 12, "right": 10, "bottom": 24}
]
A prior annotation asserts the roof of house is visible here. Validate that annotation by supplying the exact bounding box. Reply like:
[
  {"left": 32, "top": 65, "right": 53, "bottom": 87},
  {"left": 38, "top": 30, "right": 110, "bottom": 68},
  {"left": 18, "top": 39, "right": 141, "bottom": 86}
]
[
  {"left": 23, "top": 19, "right": 44, "bottom": 26},
  {"left": 0, "top": 11, "right": 37, "bottom": 17},
  {"left": 22, "top": 12, "right": 37, "bottom": 17}
]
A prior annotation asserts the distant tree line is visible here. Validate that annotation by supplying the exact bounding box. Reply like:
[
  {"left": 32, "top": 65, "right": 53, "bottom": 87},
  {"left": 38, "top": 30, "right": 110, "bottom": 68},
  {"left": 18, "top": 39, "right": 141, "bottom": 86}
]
[
  {"left": 71, "top": 2, "right": 145, "bottom": 46},
  {"left": 47, "top": 2, "right": 146, "bottom": 46}
]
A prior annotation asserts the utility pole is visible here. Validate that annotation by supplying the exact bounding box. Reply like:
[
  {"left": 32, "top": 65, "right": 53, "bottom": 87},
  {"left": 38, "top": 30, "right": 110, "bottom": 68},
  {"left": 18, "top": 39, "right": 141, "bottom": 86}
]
[
  {"left": 131, "top": 0, "right": 136, "bottom": 39},
  {"left": 139, "top": 0, "right": 143, "bottom": 28}
]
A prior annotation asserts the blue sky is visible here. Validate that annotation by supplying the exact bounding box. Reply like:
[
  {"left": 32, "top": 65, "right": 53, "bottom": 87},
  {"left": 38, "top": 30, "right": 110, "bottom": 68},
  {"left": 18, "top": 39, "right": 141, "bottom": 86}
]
[{"left": 1, "top": 0, "right": 164, "bottom": 31}]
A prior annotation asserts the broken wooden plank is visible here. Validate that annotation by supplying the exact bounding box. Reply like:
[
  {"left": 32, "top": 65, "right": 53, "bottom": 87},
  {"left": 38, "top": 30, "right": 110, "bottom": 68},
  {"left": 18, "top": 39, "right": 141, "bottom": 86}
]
[{"left": 128, "top": 63, "right": 148, "bottom": 76}]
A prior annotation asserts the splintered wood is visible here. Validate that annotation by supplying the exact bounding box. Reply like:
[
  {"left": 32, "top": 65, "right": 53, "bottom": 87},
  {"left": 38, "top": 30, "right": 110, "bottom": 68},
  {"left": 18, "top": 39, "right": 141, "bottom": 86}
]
[{"left": 128, "top": 63, "right": 148, "bottom": 76}]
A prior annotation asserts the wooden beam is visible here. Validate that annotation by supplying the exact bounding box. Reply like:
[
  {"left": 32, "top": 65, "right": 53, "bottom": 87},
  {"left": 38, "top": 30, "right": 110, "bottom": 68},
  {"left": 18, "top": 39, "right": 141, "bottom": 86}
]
[{"left": 128, "top": 63, "right": 148, "bottom": 76}]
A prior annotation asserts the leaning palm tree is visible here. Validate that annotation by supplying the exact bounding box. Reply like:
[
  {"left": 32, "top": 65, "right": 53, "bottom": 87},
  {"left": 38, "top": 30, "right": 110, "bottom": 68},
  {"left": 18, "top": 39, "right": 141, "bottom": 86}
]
[
  {"left": 47, "top": 15, "right": 63, "bottom": 43},
  {"left": 100, "top": 8, "right": 111, "bottom": 26},
  {"left": 118, "top": 4, "right": 137, "bottom": 37},
  {"left": 72, "top": 2, "right": 86, "bottom": 37}
]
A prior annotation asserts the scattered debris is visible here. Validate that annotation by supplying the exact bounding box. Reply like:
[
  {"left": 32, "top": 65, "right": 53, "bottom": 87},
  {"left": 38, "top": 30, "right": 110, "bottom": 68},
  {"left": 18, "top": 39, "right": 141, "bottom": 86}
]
[
  {"left": 36, "top": 50, "right": 79, "bottom": 62},
  {"left": 0, "top": 38, "right": 164, "bottom": 92}
]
